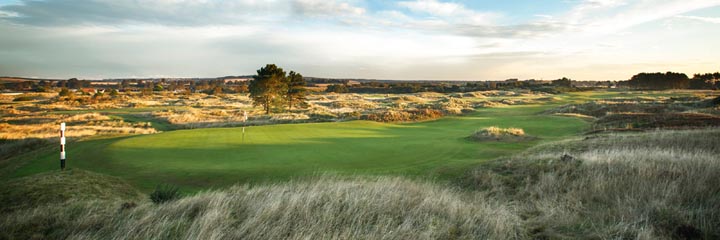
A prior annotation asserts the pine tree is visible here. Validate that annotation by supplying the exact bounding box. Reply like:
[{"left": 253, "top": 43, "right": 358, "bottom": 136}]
[
  {"left": 249, "top": 64, "right": 287, "bottom": 114},
  {"left": 286, "top": 71, "right": 307, "bottom": 110}
]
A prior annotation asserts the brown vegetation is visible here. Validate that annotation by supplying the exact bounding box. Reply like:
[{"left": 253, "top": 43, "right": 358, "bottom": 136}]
[
  {"left": 1, "top": 177, "right": 522, "bottom": 240},
  {"left": 596, "top": 112, "right": 720, "bottom": 129},
  {"left": 461, "top": 128, "right": 720, "bottom": 239},
  {"left": 547, "top": 95, "right": 720, "bottom": 132},
  {"left": 469, "top": 126, "right": 530, "bottom": 141},
  {"left": 362, "top": 109, "right": 443, "bottom": 122},
  {"left": 0, "top": 112, "right": 156, "bottom": 140}
]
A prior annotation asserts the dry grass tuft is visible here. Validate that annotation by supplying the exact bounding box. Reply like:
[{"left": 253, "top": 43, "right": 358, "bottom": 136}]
[{"left": 470, "top": 126, "right": 528, "bottom": 141}]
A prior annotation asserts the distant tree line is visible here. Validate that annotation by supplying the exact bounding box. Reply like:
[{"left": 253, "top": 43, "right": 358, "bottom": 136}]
[
  {"left": 57, "top": 78, "right": 92, "bottom": 89},
  {"left": 625, "top": 72, "right": 690, "bottom": 89},
  {"left": 623, "top": 71, "right": 719, "bottom": 90},
  {"left": 118, "top": 79, "right": 250, "bottom": 95},
  {"left": 551, "top": 77, "right": 572, "bottom": 88},
  {"left": 689, "top": 72, "right": 720, "bottom": 89},
  {"left": 1, "top": 77, "right": 599, "bottom": 94},
  {"left": 322, "top": 78, "right": 588, "bottom": 94}
]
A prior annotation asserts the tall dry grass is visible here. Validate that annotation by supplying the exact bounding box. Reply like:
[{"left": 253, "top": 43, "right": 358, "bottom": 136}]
[
  {"left": 1, "top": 177, "right": 524, "bottom": 240},
  {"left": 463, "top": 128, "right": 720, "bottom": 239}
]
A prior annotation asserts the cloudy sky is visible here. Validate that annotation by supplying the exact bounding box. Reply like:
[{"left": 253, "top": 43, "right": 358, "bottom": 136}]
[{"left": 0, "top": 0, "right": 719, "bottom": 80}]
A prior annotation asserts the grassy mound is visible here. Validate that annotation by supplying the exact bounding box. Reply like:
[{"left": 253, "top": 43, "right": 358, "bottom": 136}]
[
  {"left": 461, "top": 128, "right": 720, "bottom": 239},
  {"left": 1, "top": 177, "right": 523, "bottom": 240},
  {"left": 0, "top": 169, "right": 143, "bottom": 213},
  {"left": 469, "top": 126, "right": 530, "bottom": 141},
  {"left": 12, "top": 105, "right": 588, "bottom": 191},
  {"left": 546, "top": 99, "right": 696, "bottom": 118},
  {"left": 595, "top": 112, "right": 720, "bottom": 129}
]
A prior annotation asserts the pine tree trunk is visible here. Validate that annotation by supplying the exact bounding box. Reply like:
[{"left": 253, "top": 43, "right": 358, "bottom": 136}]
[{"left": 265, "top": 98, "right": 270, "bottom": 114}]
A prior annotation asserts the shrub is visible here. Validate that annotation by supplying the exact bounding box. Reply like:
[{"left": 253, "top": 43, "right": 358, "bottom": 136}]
[
  {"left": 58, "top": 88, "right": 73, "bottom": 97},
  {"left": 149, "top": 184, "right": 181, "bottom": 204}
]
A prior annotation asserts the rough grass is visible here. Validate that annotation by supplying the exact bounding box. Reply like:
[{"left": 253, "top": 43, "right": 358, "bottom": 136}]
[
  {"left": 0, "top": 111, "right": 157, "bottom": 140},
  {"left": 1, "top": 127, "right": 718, "bottom": 239},
  {"left": 0, "top": 169, "right": 143, "bottom": 213},
  {"left": 0, "top": 138, "right": 50, "bottom": 161},
  {"left": 461, "top": 128, "right": 720, "bottom": 239},
  {"left": 546, "top": 98, "right": 698, "bottom": 118},
  {"left": 1, "top": 177, "right": 524, "bottom": 240},
  {"left": 546, "top": 95, "right": 720, "bottom": 131},
  {"left": 595, "top": 112, "right": 720, "bottom": 129},
  {"left": 470, "top": 126, "right": 528, "bottom": 141}
]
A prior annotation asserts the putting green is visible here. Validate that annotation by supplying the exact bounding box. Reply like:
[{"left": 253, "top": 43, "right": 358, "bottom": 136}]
[{"left": 13, "top": 103, "right": 587, "bottom": 191}]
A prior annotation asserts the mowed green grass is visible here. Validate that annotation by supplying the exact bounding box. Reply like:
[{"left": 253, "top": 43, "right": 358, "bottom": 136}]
[{"left": 13, "top": 103, "right": 587, "bottom": 191}]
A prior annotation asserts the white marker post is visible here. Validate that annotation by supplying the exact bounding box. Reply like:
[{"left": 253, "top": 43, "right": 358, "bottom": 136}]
[
  {"left": 60, "top": 122, "right": 66, "bottom": 170},
  {"left": 242, "top": 111, "right": 248, "bottom": 143}
]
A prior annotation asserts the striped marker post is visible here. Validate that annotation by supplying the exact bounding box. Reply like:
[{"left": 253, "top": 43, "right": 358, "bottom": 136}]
[
  {"left": 60, "top": 122, "right": 66, "bottom": 170},
  {"left": 242, "top": 111, "right": 248, "bottom": 143}
]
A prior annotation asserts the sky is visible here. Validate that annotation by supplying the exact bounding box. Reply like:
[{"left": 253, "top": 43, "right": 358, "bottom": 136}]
[{"left": 0, "top": 0, "right": 719, "bottom": 80}]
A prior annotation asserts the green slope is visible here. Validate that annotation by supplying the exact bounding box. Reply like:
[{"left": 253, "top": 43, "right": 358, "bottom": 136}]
[
  {"left": 0, "top": 169, "right": 143, "bottom": 213},
  {"left": 12, "top": 103, "right": 587, "bottom": 191}
]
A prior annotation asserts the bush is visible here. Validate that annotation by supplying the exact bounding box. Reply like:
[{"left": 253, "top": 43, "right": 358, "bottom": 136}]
[
  {"left": 149, "top": 184, "right": 181, "bottom": 204},
  {"left": 58, "top": 88, "right": 73, "bottom": 97}
]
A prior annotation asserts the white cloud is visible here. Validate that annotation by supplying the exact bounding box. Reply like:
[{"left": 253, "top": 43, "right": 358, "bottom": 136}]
[
  {"left": 398, "top": 0, "right": 465, "bottom": 16},
  {"left": 676, "top": 15, "right": 720, "bottom": 24},
  {"left": 0, "top": 10, "right": 18, "bottom": 18},
  {"left": 292, "top": 0, "right": 366, "bottom": 17},
  {"left": 566, "top": 0, "right": 720, "bottom": 34},
  {"left": 581, "top": 0, "right": 627, "bottom": 8},
  {"left": 397, "top": 0, "right": 499, "bottom": 25}
]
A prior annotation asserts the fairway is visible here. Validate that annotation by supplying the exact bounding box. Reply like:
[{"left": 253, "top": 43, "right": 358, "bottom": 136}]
[{"left": 14, "top": 103, "right": 587, "bottom": 191}]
